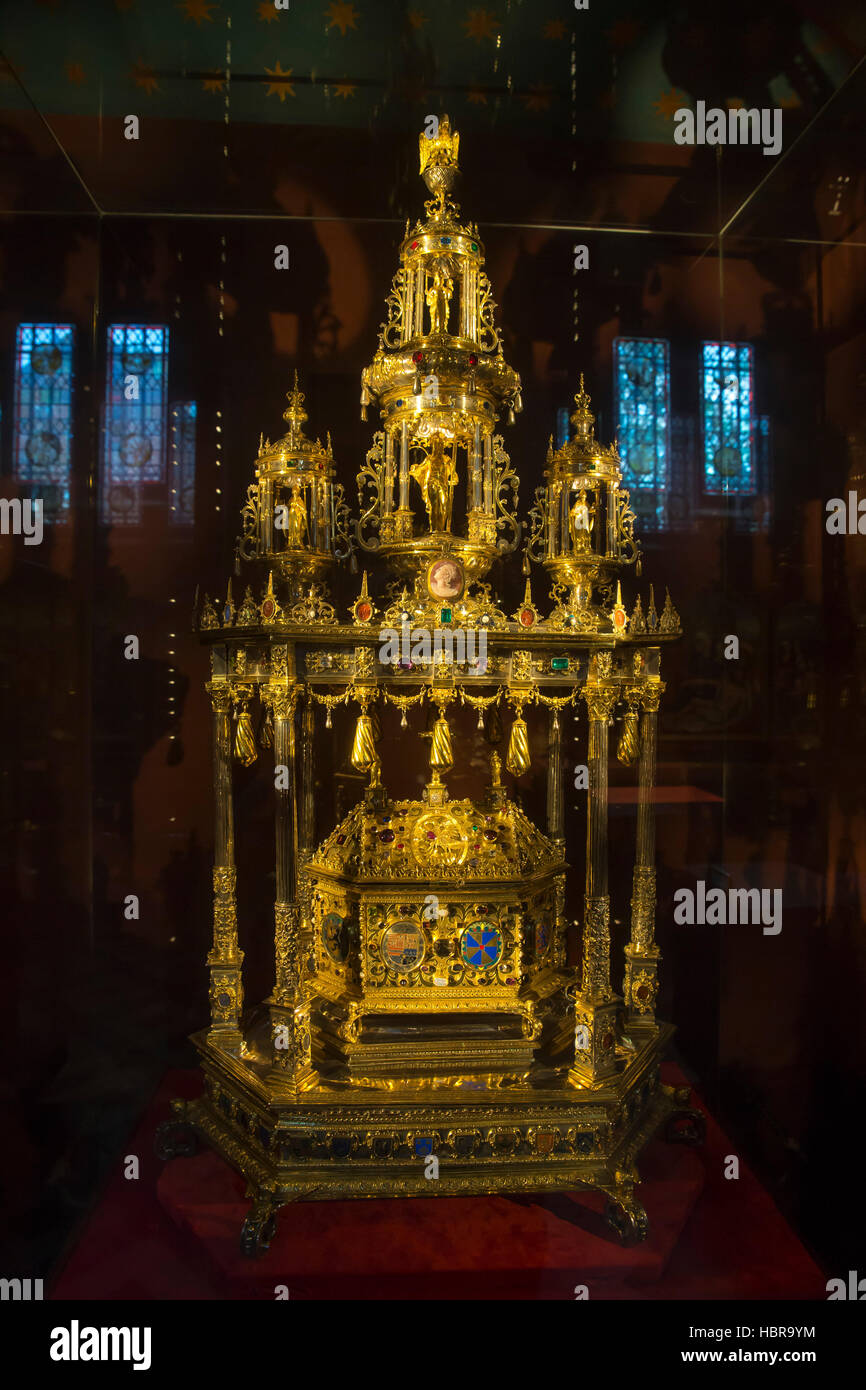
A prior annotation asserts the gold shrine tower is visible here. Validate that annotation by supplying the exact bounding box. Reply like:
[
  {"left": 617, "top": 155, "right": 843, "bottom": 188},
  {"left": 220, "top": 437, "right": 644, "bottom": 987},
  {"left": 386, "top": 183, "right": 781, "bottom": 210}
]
[{"left": 157, "top": 117, "right": 702, "bottom": 1256}]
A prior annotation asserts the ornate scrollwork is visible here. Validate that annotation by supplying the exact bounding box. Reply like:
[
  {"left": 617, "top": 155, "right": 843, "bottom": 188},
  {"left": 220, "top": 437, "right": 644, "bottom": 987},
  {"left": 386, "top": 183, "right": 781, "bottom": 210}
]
[
  {"left": 614, "top": 488, "right": 641, "bottom": 569},
  {"left": 524, "top": 483, "right": 547, "bottom": 567},
  {"left": 492, "top": 435, "right": 521, "bottom": 554},
  {"left": 380, "top": 267, "right": 410, "bottom": 349},
  {"left": 237, "top": 483, "right": 260, "bottom": 562},
  {"left": 332, "top": 482, "right": 354, "bottom": 562},
  {"left": 287, "top": 584, "right": 336, "bottom": 626},
  {"left": 476, "top": 269, "right": 502, "bottom": 352},
  {"left": 356, "top": 433, "right": 385, "bottom": 552}
]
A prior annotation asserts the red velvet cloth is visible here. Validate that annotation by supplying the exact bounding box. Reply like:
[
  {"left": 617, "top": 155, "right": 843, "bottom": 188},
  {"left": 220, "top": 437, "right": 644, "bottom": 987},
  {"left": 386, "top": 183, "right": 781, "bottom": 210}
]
[{"left": 50, "top": 1066, "right": 825, "bottom": 1300}]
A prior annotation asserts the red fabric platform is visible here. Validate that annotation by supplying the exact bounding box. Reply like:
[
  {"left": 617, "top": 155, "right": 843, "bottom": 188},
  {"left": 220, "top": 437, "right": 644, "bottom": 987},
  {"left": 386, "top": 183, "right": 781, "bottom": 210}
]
[{"left": 50, "top": 1067, "right": 825, "bottom": 1300}]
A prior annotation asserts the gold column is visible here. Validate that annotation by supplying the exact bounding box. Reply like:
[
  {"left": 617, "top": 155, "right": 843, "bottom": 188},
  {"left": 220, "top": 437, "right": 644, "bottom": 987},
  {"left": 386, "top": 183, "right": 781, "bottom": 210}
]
[
  {"left": 267, "top": 677, "right": 315, "bottom": 1091},
  {"left": 623, "top": 678, "right": 664, "bottom": 1032},
  {"left": 483, "top": 432, "right": 493, "bottom": 513},
  {"left": 393, "top": 420, "right": 413, "bottom": 540},
  {"left": 383, "top": 430, "right": 394, "bottom": 516},
  {"left": 569, "top": 665, "right": 619, "bottom": 1086},
  {"left": 300, "top": 689, "right": 315, "bottom": 854},
  {"left": 260, "top": 476, "right": 274, "bottom": 554},
  {"left": 546, "top": 707, "right": 565, "bottom": 848},
  {"left": 206, "top": 681, "right": 243, "bottom": 1052}
]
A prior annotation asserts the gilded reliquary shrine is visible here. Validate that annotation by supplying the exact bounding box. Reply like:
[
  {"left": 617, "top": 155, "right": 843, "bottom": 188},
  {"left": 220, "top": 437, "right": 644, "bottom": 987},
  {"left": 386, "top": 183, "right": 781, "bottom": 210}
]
[{"left": 159, "top": 117, "right": 699, "bottom": 1256}]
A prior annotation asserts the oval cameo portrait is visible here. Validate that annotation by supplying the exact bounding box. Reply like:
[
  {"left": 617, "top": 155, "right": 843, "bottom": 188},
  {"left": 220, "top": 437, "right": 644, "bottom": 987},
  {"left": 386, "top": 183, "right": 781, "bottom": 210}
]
[{"left": 427, "top": 556, "right": 465, "bottom": 601}]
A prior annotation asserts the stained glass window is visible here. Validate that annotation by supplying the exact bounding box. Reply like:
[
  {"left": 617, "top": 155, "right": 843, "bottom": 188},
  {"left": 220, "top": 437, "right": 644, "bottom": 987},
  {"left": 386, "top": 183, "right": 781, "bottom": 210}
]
[
  {"left": 14, "top": 323, "right": 75, "bottom": 520},
  {"left": 701, "top": 342, "right": 755, "bottom": 494},
  {"left": 169, "top": 401, "right": 196, "bottom": 527},
  {"left": 555, "top": 407, "right": 570, "bottom": 449},
  {"left": 613, "top": 338, "right": 670, "bottom": 492},
  {"left": 102, "top": 324, "right": 169, "bottom": 525}
]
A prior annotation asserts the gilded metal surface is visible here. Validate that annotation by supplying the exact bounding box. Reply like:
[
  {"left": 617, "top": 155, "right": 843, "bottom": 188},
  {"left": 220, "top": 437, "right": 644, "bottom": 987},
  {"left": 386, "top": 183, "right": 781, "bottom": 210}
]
[{"left": 178, "top": 117, "right": 688, "bottom": 1244}]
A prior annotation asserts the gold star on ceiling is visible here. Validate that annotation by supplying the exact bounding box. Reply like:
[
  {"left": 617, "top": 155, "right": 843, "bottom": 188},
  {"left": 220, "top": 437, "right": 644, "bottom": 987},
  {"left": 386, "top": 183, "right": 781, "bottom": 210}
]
[
  {"left": 177, "top": 0, "right": 217, "bottom": 24},
  {"left": 464, "top": 8, "right": 498, "bottom": 42},
  {"left": 202, "top": 72, "right": 225, "bottom": 92},
  {"left": 326, "top": 1, "right": 359, "bottom": 36},
  {"left": 258, "top": 1, "right": 280, "bottom": 20},
  {"left": 264, "top": 61, "right": 295, "bottom": 100},
  {"left": 467, "top": 89, "right": 488, "bottom": 105},
  {"left": 408, "top": 10, "right": 426, "bottom": 28},
  {"left": 131, "top": 62, "right": 160, "bottom": 95},
  {"left": 654, "top": 88, "right": 687, "bottom": 119},
  {"left": 65, "top": 61, "right": 86, "bottom": 85},
  {"left": 543, "top": 19, "right": 566, "bottom": 40},
  {"left": 333, "top": 82, "right": 356, "bottom": 98},
  {"left": 521, "top": 83, "right": 552, "bottom": 112}
]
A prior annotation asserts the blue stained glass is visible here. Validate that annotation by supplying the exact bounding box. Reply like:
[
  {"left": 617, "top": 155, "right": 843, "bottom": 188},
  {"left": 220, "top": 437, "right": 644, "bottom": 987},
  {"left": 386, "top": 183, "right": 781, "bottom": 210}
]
[
  {"left": 614, "top": 338, "right": 670, "bottom": 491},
  {"left": 555, "top": 406, "right": 570, "bottom": 449},
  {"left": 14, "top": 323, "right": 75, "bottom": 519},
  {"left": 168, "top": 400, "right": 196, "bottom": 527},
  {"left": 102, "top": 324, "right": 169, "bottom": 525},
  {"left": 701, "top": 342, "right": 755, "bottom": 495}
]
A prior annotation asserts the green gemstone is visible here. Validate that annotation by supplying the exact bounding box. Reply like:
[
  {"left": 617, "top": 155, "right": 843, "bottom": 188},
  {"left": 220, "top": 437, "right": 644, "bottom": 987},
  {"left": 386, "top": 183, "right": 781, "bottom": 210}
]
[
  {"left": 440, "top": 607, "right": 452, "bottom": 623},
  {"left": 551, "top": 657, "right": 569, "bottom": 673},
  {"left": 470, "top": 242, "right": 478, "bottom": 251}
]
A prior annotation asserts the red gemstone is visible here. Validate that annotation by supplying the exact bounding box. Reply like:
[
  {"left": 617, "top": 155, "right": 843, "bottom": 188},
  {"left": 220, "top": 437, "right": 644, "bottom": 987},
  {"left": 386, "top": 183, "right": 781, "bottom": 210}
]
[
  {"left": 602, "top": 1032, "right": 614, "bottom": 1050},
  {"left": 519, "top": 608, "right": 534, "bottom": 627},
  {"left": 262, "top": 600, "right": 275, "bottom": 618},
  {"left": 468, "top": 353, "right": 477, "bottom": 366},
  {"left": 356, "top": 601, "right": 372, "bottom": 622},
  {"left": 426, "top": 831, "right": 436, "bottom": 841},
  {"left": 411, "top": 241, "right": 419, "bottom": 250},
  {"left": 636, "top": 986, "right": 649, "bottom": 1001},
  {"left": 412, "top": 351, "right": 423, "bottom": 364}
]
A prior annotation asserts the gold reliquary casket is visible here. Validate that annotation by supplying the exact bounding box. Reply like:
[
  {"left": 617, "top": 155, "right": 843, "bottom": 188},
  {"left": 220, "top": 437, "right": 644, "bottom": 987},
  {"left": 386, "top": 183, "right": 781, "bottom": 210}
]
[
  {"left": 157, "top": 116, "right": 704, "bottom": 1257},
  {"left": 309, "top": 766, "right": 568, "bottom": 1077}
]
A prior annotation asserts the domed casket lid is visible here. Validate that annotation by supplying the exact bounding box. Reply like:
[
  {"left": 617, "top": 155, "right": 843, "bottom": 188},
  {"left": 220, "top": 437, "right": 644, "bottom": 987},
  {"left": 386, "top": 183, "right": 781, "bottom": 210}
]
[{"left": 310, "top": 792, "right": 564, "bottom": 885}]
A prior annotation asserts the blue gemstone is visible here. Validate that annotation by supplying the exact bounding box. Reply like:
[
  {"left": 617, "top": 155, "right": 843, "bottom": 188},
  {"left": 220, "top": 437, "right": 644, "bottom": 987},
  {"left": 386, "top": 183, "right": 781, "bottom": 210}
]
[
  {"left": 414, "top": 1136, "right": 434, "bottom": 1157},
  {"left": 440, "top": 237, "right": 451, "bottom": 245}
]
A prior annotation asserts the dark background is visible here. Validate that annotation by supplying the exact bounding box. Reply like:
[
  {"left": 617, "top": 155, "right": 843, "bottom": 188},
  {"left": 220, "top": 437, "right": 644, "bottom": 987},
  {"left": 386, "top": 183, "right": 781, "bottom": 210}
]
[{"left": 0, "top": 0, "right": 864, "bottom": 1288}]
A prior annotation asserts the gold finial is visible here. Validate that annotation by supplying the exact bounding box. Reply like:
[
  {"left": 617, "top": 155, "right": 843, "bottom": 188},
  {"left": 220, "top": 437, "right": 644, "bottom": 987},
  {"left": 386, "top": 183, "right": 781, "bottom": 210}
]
[
  {"left": 282, "top": 370, "right": 308, "bottom": 433},
  {"left": 419, "top": 114, "right": 460, "bottom": 178},
  {"left": 419, "top": 115, "right": 460, "bottom": 207},
  {"left": 569, "top": 372, "right": 595, "bottom": 437},
  {"left": 359, "top": 570, "right": 369, "bottom": 599}
]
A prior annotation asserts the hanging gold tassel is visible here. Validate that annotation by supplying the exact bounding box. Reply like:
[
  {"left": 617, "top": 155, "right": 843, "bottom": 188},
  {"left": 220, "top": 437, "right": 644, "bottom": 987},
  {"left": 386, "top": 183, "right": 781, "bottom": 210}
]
[
  {"left": 506, "top": 716, "right": 531, "bottom": 777},
  {"left": 351, "top": 713, "right": 377, "bottom": 772},
  {"left": 429, "top": 716, "right": 454, "bottom": 773},
  {"left": 259, "top": 702, "right": 274, "bottom": 750},
  {"left": 617, "top": 707, "right": 640, "bottom": 766},
  {"left": 234, "top": 705, "right": 258, "bottom": 766}
]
